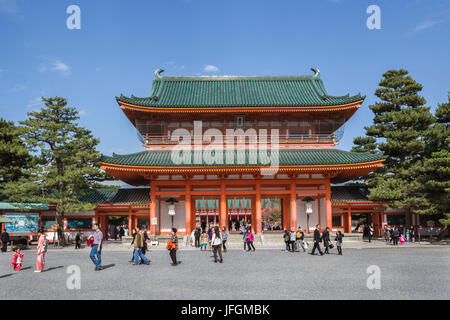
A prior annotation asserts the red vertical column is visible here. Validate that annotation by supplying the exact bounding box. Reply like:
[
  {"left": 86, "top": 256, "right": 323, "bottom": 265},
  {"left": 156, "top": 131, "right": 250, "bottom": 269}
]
[
  {"left": 185, "top": 180, "right": 192, "bottom": 235},
  {"left": 255, "top": 179, "right": 262, "bottom": 234},
  {"left": 150, "top": 180, "right": 156, "bottom": 235},
  {"left": 325, "top": 181, "right": 332, "bottom": 230},
  {"left": 290, "top": 179, "right": 297, "bottom": 230},
  {"left": 347, "top": 205, "right": 352, "bottom": 234},
  {"left": 219, "top": 178, "right": 227, "bottom": 231}
]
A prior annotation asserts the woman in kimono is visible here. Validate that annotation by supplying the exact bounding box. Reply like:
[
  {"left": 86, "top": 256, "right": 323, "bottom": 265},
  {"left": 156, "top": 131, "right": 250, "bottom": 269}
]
[{"left": 35, "top": 229, "right": 47, "bottom": 272}]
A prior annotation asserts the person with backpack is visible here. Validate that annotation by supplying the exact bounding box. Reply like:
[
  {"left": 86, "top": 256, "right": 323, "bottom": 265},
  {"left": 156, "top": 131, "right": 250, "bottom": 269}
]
[
  {"left": 132, "top": 226, "right": 150, "bottom": 266},
  {"left": 310, "top": 224, "right": 324, "bottom": 256},
  {"left": 335, "top": 231, "right": 344, "bottom": 255},
  {"left": 283, "top": 229, "right": 290, "bottom": 252},
  {"left": 246, "top": 228, "right": 255, "bottom": 252},
  {"left": 296, "top": 227, "right": 306, "bottom": 252},
  {"left": 35, "top": 229, "right": 47, "bottom": 272},
  {"left": 168, "top": 227, "right": 178, "bottom": 266},
  {"left": 221, "top": 226, "right": 228, "bottom": 252},
  {"left": 211, "top": 226, "right": 223, "bottom": 263}
]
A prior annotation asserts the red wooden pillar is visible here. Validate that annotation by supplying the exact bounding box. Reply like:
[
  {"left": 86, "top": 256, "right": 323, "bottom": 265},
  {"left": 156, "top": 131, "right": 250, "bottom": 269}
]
[
  {"left": 128, "top": 205, "right": 133, "bottom": 235},
  {"left": 219, "top": 178, "right": 227, "bottom": 231},
  {"left": 185, "top": 180, "right": 192, "bottom": 235},
  {"left": 290, "top": 179, "right": 297, "bottom": 230},
  {"left": 255, "top": 179, "right": 262, "bottom": 234},
  {"left": 347, "top": 205, "right": 352, "bottom": 233},
  {"left": 150, "top": 180, "right": 157, "bottom": 235},
  {"left": 283, "top": 196, "right": 290, "bottom": 230},
  {"left": 325, "top": 181, "right": 332, "bottom": 230}
]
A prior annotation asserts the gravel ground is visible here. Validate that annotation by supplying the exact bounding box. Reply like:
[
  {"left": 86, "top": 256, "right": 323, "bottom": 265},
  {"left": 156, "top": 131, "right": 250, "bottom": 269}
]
[{"left": 0, "top": 247, "right": 448, "bottom": 300}]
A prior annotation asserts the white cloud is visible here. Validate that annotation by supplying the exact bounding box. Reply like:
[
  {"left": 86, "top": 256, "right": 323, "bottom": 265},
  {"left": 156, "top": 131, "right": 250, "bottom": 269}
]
[
  {"left": 204, "top": 65, "right": 219, "bottom": 73},
  {"left": 37, "top": 58, "right": 71, "bottom": 75},
  {"left": 414, "top": 12, "right": 450, "bottom": 32},
  {"left": 0, "top": 0, "right": 19, "bottom": 15},
  {"left": 27, "top": 97, "right": 42, "bottom": 109},
  {"left": 78, "top": 109, "right": 86, "bottom": 116},
  {"left": 52, "top": 60, "right": 70, "bottom": 73}
]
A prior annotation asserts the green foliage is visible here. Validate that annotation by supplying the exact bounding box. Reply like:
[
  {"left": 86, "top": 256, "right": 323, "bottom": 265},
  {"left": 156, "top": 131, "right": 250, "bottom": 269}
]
[
  {"left": 0, "top": 119, "right": 31, "bottom": 191},
  {"left": 352, "top": 69, "right": 436, "bottom": 212},
  {"left": 414, "top": 94, "right": 450, "bottom": 224},
  {"left": 3, "top": 97, "right": 106, "bottom": 244}
]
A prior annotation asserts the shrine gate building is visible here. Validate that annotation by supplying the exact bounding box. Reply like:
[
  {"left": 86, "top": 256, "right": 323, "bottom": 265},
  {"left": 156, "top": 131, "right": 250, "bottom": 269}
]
[{"left": 99, "top": 68, "right": 386, "bottom": 236}]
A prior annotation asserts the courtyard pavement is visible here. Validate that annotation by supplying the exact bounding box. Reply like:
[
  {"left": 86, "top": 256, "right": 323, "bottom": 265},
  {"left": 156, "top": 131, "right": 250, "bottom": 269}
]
[{"left": 0, "top": 246, "right": 449, "bottom": 300}]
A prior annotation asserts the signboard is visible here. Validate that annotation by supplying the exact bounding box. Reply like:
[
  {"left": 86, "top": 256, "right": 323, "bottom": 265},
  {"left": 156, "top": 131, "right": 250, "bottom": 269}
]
[
  {"left": 5, "top": 212, "right": 40, "bottom": 234},
  {"left": 151, "top": 217, "right": 158, "bottom": 225}
]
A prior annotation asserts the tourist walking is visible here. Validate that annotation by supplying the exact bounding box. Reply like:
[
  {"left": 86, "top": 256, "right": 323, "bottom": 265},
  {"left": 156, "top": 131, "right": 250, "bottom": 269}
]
[
  {"left": 335, "top": 231, "right": 344, "bottom": 255},
  {"left": 221, "top": 227, "right": 228, "bottom": 252},
  {"left": 194, "top": 228, "right": 201, "bottom": 248},
  {"left": 129, "top": 228, "right": 137, "bottom": 262},
  {"left": 89, "top": 223, "right": 103, "bottom": 271},
  {"left": 246, "top": 228, "right": 256, "bottom": 251},
  {"left": 1, "top": 230, "right": 9, "bottom": 252},
  {"left": 410, "top": 227, "right": 416, "bottom": 243},
  {"left": 243, "top": 227, "right": 248, "bottom": 252},
  {"left": 75, "top": 232, "right": 82, "bottom": 249},
  {"left": 35, "top": 229, "right": 47, "bottom": 272},
  {"left": 283, "top": 229, "right": 290, "bottom": 252},
  {"left": 119, "top": 226, "right": 125, "bottom": 240},
  {"left": 132, "top": 226, "right": 150, "bottom": 265},
  {"left": 392, "top": 227, "right": 399, "bottom": 246},
  {"left": 310, "top": 224, "right": 324, "bottom": 256},
  {"left": 368, "top": 224, "right": 373, "bottom": 243},
  {"left": 289, "top": 228, "right": 296, "bottom": 252},
  {"left": 296, "top": 227, "right": 306, "bottom": 252},
  {"left": 200, "top": 230, "right": 208, "bottom": 251},
  {"left": 169, "top": 227, "right": 178, "bottom": 266},
  {"left": 211, "top": 226, "right": 223, "bottom": 263},
  {"left": 322, "top": 227, "right": 331, "bottom": 254}
]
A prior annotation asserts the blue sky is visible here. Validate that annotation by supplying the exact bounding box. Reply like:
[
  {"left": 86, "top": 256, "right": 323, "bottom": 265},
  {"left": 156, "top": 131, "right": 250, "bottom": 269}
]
[{"left": 0, "top": 0, "right": 449, "bottom": 155}]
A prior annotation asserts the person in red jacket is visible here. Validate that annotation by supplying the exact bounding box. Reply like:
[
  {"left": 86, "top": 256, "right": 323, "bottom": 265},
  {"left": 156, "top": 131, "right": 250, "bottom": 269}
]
[{"left": 11, "top": 247, "right": 24, "bottom": 271}]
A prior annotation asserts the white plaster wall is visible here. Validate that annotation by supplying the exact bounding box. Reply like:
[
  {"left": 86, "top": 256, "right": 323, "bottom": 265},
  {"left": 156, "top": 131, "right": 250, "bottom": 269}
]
[
  {"left": 296, "top": 199, "right": 319, "bottom": 232},
  {"left": 160, "top": 200, "right": 186, "bottom": 233}
]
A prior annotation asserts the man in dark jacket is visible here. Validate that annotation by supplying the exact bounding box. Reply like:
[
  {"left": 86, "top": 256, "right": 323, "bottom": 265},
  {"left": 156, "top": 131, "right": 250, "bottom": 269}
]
[
  {"left": 1, "top": 231, "right": 9, "bottom": 252},
  {"left": 194, "top": 228, "right": 201, "bottom": 248},
  {"left": 310, "top": 224, "right": 324, "bottom": 256}
]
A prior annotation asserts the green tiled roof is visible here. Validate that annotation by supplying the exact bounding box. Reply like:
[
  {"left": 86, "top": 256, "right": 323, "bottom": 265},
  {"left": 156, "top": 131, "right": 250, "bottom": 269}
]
[
  {"left": 80, "top": 188, "right": 150, "bottom": 204},
  {"left": 100, "top": 149, "right": 385, "bottom": 167},
  {"left": 116, "top": 68, "right": 364, "bottom": 108},
  {"left": 0, "top": 203, "right": 49, "bottom": 210},
  {"left": 331, "top": 186, "right": 370, "bottom": 202}
]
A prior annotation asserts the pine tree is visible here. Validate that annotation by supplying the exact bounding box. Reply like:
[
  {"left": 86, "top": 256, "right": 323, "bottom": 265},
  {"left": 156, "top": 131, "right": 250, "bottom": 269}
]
[
  {"left": 415, "top": 94, "right": 450, "bottom": 226},
  {"left": 0, "top": 119, "right": 31, "bottom": 192},
  {"left": 353, "top": 70, "right": 435, "bottom": 218},
  {"left": 3, "top": 97, "right": 105, "bottom": 245}
]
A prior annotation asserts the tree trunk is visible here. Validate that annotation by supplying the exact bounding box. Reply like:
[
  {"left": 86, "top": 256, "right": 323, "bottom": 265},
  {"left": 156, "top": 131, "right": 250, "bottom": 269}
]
[{"left": 55, "top": 206, "right": 65, "bottom": 247}]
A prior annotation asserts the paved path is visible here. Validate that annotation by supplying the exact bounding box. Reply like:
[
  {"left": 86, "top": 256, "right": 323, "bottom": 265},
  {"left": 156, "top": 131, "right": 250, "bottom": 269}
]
[{"left": 0, "top": 246, "right": 448, "bottom": 300}]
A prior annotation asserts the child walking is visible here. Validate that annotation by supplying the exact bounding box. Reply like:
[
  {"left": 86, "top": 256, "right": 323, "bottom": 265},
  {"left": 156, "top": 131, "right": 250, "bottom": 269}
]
[
  {"left": 11, "top": 247, "right": 24, "bottom": 271},
  {"left": 200, "top": 231, "right": 208, "bottom": 251},
  {"left": 335, "top": 231, "right": 344, "bottom": 255}
]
